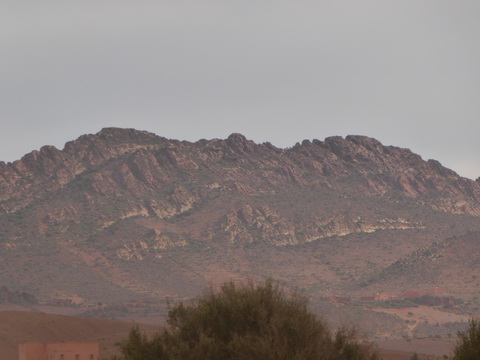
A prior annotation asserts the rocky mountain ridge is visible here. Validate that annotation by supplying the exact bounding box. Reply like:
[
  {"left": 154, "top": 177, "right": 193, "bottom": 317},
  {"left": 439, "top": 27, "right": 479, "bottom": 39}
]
[
  {"left": 1, "top": 128, "right": 480, "bottom": 216},
  {"left": 0, "top": 128, "right": 479, "bottom": 318}
]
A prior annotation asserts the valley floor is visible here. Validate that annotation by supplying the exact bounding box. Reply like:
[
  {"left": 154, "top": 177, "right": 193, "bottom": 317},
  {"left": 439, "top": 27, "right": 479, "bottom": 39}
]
[{"left": 0, "top": 307, "right": 460, "bottom": 360}]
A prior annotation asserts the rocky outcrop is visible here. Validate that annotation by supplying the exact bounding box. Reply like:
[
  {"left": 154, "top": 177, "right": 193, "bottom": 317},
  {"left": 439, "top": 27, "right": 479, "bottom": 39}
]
[
  {"left": 218, "top": 205, "right": 423, "bottom": 246},
  {"left": 219, "top": 205, "right": 297, "bottom": 246},
  {"left": 116, "top": 230, "right": 188, "bottom": 260},
  {"left": 1, "top": 128, "right": 480, "bottom": 306},
  {"left": 0, "top": 128, "right": 479, "bottom": 250},
  {"left": 1, "top": 128, "right": 479, "bottom": 217}
]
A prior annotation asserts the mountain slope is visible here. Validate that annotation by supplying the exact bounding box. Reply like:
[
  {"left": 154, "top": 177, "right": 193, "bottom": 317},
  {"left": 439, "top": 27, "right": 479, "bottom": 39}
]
[
  {"left": 361, "top": 230, "right": 480, "bottom": 299},
  {"left": 0, "top": 128, "right": 479, "bottom": 305}
]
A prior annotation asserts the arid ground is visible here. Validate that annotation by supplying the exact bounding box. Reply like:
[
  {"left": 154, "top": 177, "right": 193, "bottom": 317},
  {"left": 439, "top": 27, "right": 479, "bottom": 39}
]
[{"left": 0, "top": 309, "right": 458, "bottom": 360}]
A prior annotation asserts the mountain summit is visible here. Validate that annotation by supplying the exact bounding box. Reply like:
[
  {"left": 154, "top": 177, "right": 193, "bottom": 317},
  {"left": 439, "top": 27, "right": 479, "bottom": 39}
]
[
  {"left": 0, "top": 128, "right": 479, "bottom": 314},
  {"left": 1, "top": 128, "right": 479, "bottom": 215}
]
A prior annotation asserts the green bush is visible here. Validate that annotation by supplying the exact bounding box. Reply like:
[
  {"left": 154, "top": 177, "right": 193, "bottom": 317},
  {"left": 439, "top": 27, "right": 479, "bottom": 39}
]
[
  {"left": 451, "top": 319, "right": 480, "bottom": 360},
  {"left": 112, "top": 326, "right": 166, "bottom": 360},
  {"left": 113, "top": 279, "right": 378, "bottom": 360}
]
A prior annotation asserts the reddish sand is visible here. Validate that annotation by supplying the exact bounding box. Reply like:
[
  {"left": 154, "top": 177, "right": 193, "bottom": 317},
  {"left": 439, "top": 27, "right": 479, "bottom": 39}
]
[
  {"left": 378, "top": 338, "right": 455, "bottom": 358},
  {"left": 0, "top": 311, "right": 160, "bottom": 360}
]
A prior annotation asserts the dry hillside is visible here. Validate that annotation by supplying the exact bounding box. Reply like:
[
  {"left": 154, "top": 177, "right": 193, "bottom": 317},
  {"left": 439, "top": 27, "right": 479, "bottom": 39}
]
[{"left": 0, "top": 128, "right": 479, "bottom": 341}]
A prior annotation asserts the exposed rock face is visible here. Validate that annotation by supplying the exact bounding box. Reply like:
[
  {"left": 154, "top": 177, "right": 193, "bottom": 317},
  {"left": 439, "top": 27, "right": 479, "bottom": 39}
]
[
  {"left": 0, "top": 128, "right": 479, "bottom": 304},
  {"left": 1, "top": 128, "right": 479, "bottom": 248},
  {"left": 1, "top": 128, "right": 479, "bottom": 217},
  {"left": 219, "top": 205, "right": 422, "bottom": 246}
]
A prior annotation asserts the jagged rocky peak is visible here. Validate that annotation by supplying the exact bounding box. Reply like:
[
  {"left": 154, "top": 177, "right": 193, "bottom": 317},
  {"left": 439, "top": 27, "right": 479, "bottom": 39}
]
[
  {"left": 426, "top": 159, "right": 459, "bottom": 177},
  {"left": 63, "top": 127, "right": 172, "bottom": 158},
  {"left": 80, "top": 127, "right": 163, "bottom": 143},
  {"left": 0, "top": 130, "right": 469, "bottom": 187},
  {"left": 226, "top": 133, "right": 256, "bottom": 154},
  {"left": 322, "top": 135, "right": 405, "bottom": 159},
  {"left": 1, "top": 128, "right": 480, "bottom": 217}
]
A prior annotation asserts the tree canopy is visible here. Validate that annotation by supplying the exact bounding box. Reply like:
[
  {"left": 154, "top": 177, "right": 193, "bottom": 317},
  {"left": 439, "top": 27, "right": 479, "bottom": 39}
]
[
  {"left": 451, "top": 318, "right": 480, "bottom": 360},
  {"left": 113, "top": 279, "right": 379, "bottom": 360}
]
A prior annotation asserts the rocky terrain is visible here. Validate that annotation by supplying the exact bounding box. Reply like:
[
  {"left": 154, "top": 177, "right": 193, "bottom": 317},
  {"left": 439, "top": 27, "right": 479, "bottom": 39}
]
[{"left": 0, "top": 128, "right": 479, "bottom": 340}]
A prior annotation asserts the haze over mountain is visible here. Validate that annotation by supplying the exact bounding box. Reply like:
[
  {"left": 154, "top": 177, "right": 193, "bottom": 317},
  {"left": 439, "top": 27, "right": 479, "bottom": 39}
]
[{"left": 0, "top": 128, "right": 479, "bottom": 339}]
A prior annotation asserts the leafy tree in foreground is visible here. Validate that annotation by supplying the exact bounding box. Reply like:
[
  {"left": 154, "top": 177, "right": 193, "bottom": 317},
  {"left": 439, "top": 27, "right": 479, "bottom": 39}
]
[
  {"left": 451, "top": 318, "right": 480, "bottom": 360},
  {"left": 112, "top": 326, "right": 165, "bottom": 360},
  {"left": 113, "top": 279, "right": 379, "bottom": 360}
]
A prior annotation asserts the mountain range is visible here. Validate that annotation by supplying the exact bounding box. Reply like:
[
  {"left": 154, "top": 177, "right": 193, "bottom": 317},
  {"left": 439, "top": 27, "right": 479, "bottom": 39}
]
[{"left": 1, "top": 128, "right": 479, "bottom": 339}]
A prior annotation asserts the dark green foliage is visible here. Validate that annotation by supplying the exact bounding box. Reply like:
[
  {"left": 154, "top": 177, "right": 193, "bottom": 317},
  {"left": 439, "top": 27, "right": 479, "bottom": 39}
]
[
  {"left": 452, "top": 319, "right": 480, "bottom": 360},
  {"left": 0, "top": 286, "right": 37, "bottom": 305},
  {"left": 113, "top": 279, "right": 378, "bottom": 360},
  {"left": 111, "top": 326, "right": 165, "bottom": 360}
]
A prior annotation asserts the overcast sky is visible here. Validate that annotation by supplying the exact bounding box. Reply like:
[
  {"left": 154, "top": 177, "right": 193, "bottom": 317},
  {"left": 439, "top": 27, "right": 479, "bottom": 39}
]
[{"left": 1, "top": 1, "right": 479, "bottom": 179}]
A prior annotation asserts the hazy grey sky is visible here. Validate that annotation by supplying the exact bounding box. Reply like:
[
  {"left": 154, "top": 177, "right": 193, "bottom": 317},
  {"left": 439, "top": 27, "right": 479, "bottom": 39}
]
[{"left": 1, "top": 1, "right": 479, "bottom": 178}]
